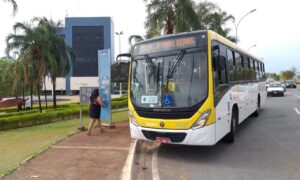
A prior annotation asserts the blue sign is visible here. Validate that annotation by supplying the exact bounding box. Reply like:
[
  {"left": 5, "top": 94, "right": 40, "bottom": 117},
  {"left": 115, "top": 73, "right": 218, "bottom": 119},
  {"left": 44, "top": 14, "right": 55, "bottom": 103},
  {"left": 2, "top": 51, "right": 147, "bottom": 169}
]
[
  {"left": 98, "top": 49, "right": 111, "bottom": 122},
  {"left": 164, "top": 95, "right": 173, "bottom": 106}
]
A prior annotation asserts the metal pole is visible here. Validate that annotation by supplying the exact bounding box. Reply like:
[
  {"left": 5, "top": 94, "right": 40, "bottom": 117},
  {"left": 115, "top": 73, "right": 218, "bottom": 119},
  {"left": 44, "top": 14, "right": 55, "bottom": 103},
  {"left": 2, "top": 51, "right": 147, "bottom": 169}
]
[
  {"left": 115, "top": 31, "right": 123, "bottom": 97},
  {"left": 248, "top": 44, "right": 257, "bottom": 51},
  {"left": 80, "top": 102, "right": 83, "bottom": 128},
  {"left": 234, "top": 9, "right": 256, "bottom": 42}
]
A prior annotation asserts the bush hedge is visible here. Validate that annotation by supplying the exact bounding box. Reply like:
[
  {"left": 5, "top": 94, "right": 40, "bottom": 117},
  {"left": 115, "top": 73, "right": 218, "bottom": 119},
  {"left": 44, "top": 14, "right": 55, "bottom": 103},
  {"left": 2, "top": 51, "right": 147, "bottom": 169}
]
[
  {"left": 0, "top": 109, "right": 80, "bottom": 131},
  {"left": 0, "top": 97, "right": 128, "bottom": 131}
]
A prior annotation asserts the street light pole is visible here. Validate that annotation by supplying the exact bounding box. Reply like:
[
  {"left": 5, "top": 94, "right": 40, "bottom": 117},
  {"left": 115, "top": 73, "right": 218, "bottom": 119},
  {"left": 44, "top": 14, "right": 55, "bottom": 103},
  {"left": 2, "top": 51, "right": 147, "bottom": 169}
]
[
  {"left": 115, "top": 31, "right": 124, "bottom": 96},
  {"left": 233, "top": 9, "right": 256, "bottom": 42},
  {"left": 247, "top": 44, "right": 257, "bottom": 51},
  {"left": 115, "top": 31, "right": 123, "bottom": 55}
]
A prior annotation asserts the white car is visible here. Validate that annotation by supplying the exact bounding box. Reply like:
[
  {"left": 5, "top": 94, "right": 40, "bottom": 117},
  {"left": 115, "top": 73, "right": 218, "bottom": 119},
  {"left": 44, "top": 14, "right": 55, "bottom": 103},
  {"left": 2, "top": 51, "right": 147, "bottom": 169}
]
[{"left": 267, "top": 83, "right": 284, "bottom": 96}]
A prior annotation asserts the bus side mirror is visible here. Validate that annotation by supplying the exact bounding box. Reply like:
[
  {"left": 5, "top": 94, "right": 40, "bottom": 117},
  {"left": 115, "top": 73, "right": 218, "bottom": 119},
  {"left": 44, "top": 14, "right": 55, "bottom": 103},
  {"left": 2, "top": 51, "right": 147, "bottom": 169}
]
[{"left": 116, "top": 53, "right": 131, "bottom": 61}]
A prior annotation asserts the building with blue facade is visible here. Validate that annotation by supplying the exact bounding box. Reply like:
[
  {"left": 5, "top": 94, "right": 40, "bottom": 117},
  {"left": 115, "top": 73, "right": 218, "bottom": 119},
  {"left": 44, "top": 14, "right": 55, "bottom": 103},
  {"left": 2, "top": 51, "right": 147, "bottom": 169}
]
[{"left": 46, "top": 17, "right": 114, "bottom": 95}]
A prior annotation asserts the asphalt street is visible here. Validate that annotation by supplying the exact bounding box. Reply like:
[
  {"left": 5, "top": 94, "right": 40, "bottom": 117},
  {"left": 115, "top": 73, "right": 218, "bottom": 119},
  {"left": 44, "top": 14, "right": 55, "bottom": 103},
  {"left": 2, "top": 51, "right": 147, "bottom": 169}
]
[{"left": 133, "top": 86, "right": 300, "bottom": 180}]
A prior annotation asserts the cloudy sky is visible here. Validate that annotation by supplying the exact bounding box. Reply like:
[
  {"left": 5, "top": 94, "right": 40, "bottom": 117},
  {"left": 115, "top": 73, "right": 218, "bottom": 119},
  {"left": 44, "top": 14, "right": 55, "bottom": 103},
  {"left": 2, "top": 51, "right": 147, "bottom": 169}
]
[{"left": 0, "top": 0, "right": 299, "bottom": 73}]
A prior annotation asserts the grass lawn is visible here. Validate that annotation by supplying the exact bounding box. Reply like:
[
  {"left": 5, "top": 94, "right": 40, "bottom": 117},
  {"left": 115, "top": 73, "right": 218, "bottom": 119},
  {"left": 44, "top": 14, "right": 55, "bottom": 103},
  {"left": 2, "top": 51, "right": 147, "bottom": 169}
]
[{"left": 0, "top": 110, "right": 129, "bottom": 177}]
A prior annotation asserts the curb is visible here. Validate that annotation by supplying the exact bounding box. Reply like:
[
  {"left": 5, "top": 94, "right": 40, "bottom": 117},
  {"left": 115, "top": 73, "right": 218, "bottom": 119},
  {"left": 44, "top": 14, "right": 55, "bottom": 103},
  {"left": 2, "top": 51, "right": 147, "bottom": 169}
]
[{"left": 121, "top": 139, "right": 138, "bottom": 180}]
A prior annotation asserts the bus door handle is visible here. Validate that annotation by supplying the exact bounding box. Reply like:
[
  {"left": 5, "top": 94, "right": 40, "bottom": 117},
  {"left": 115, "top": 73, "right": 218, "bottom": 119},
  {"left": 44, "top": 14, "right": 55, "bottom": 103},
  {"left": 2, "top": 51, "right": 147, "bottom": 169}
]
[{"left": 217, "top": 117, "right": 221, "bottom": 121}]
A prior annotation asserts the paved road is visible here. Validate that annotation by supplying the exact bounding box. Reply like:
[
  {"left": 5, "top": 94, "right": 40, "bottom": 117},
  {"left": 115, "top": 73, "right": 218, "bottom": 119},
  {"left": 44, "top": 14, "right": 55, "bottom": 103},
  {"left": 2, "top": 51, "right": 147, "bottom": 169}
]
[{"left": 134, "top": 87, "right": 300, "bottom": 180}]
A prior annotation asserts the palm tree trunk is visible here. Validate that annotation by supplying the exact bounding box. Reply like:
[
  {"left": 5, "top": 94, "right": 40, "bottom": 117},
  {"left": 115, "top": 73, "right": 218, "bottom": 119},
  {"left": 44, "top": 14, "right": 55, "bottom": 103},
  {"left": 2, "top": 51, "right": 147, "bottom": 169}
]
[
  {"left": 52, "top": 78, "right": 57, "bottom": 109},
  {"left": 30, "top": 83, "right": 33, "bottom": 108},
  {"left": 44, "top": 78, "right": 48, "bottom": 109},
  {"left": 37, "top": 84, "right": 42, "bottom": 113},
  {"left": 22, "top": 81, "right": 25, "bottom": 110}
]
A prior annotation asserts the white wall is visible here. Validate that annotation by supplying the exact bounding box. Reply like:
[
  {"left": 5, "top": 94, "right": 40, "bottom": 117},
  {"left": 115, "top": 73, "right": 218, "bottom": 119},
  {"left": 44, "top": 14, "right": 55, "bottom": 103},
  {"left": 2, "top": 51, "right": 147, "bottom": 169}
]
[{"left": 44, "top": 76, "right": 99, "bottom": 92}]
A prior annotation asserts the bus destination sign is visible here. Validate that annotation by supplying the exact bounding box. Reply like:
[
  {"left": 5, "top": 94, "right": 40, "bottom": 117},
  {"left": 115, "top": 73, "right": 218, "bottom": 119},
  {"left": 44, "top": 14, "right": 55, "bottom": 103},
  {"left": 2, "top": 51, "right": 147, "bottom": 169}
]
[{"left": 135, "top": 36, "right": 198, "bottom": 55}]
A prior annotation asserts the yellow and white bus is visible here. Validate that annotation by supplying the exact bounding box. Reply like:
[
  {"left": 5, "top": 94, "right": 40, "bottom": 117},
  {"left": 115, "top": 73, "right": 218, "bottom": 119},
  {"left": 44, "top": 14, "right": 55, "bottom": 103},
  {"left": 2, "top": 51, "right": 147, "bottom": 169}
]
[{"left": 127, "top": 30, "right": 266, "bottom": 145}]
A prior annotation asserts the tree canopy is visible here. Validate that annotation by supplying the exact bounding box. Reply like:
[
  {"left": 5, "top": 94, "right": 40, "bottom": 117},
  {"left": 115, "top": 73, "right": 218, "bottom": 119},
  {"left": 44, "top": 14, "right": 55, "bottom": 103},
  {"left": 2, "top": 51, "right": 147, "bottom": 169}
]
[
  {"left": 2, "top": 0, "right": 18, "bottom": 15},
  {"left": 5, "top": 17, "right": 75, "bottom": 111},
  {"left": 144, "top": 0, "right": 236, "bottom": 42}
]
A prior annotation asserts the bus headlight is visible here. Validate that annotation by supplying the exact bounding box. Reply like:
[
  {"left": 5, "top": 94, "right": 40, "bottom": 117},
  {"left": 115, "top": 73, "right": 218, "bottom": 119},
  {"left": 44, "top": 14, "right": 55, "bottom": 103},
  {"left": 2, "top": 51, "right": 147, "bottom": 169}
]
[
  {"left": 192, "top": 109, "right": 211, "bottom": 130},
  {"left": 129, "top": 110, "right": 139, "bottom": 126}
]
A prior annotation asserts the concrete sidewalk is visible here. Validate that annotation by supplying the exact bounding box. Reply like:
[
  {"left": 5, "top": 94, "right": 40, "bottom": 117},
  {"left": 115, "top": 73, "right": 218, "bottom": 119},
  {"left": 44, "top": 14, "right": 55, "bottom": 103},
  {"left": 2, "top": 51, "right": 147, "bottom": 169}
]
[{"left": 4, "top": 121, "right": 132, "bottom": 180}]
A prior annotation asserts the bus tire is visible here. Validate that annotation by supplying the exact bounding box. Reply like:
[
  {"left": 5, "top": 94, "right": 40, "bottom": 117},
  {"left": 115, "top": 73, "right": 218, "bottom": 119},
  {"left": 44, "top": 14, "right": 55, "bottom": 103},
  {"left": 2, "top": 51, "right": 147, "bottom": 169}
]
[
  {"left": 253, "top": 96, "right": 260, "bottom": 117},
  {"left": 224, "top": 108, "right": 238, "bottom": 143}
]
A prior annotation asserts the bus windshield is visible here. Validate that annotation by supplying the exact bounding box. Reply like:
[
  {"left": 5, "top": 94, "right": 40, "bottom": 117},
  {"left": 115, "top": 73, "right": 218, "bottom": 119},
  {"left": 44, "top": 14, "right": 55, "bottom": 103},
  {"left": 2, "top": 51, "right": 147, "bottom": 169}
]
[{"left": 131, "top": 50, "right": 208, "bottom": 108}]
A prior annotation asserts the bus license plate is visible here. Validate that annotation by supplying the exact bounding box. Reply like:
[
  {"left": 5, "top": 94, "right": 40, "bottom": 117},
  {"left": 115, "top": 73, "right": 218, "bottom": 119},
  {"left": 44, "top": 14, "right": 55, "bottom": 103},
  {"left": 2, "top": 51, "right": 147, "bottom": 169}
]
[{"left": 155, "top": 137, "right": 171, "bottom": 144}]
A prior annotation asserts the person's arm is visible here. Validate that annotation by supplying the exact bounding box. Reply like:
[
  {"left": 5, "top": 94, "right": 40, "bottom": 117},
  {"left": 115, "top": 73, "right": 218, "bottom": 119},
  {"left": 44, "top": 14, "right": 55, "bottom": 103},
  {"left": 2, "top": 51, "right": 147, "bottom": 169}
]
[{"left": 97, "top": 96, "right": 105, "bottom": 108}]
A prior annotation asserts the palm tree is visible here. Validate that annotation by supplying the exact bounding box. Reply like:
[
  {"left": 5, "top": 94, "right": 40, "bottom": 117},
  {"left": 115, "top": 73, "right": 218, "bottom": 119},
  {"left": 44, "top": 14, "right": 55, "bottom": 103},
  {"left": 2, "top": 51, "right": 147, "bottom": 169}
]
[
  {"left": 2, "top": 0, "right": 18, "bottom": 15},
  {"left": 35, "top": 17, "right": 75, "bottom": 108},
  {"left": 11, "top": 59, "right": 26, "bottom": 109},
  {"left": 144, "top": 0, "right": 199, "bottom": 38},
  {"left": 6, "top": 21, "right": 49, "bottom": 113},
  {"left": 195, "top": 1, "right": 237, "bottom": 42}
]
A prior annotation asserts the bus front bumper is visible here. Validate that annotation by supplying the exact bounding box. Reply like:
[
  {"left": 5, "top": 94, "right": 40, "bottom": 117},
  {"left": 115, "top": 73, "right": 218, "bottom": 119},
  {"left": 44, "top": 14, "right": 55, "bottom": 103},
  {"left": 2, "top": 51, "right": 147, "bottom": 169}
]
[{"left": 129, "top": 122, "right": 216, "bottom": 146}]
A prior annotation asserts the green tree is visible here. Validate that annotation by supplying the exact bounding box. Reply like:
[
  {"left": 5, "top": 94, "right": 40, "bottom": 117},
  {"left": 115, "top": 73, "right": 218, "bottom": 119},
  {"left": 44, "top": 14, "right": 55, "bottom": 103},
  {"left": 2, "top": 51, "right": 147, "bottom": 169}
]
[
  {"left": 280, "top": 70, "right": 295, "bottom": 80},
  {"left": 144, "top": 0, "right": 236, "bottom": 42},
  {"left": 144, "top": 0, "right": 200, "bottom": 38},
  {"left": 35, "top": 17, "right": 75, "bottom": 108},
  {"left": 195, "top": 1, "right": 236, "bottom": 42},
  {"left": 6, "top": 21, "right": 50, "bottom": 113},
  {"left": 2, "top": 0, "right": 18, "bottom": 15},
  {"left": 0, "top": 57, "right": 15, "bottom": 98}
]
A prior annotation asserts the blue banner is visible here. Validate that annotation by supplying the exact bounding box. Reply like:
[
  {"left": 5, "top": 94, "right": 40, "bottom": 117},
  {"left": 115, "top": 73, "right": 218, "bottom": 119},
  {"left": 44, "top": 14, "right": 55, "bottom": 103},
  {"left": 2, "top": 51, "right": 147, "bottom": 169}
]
[{"left": 98, "top": 49, "right": 111, "bottom": 122}]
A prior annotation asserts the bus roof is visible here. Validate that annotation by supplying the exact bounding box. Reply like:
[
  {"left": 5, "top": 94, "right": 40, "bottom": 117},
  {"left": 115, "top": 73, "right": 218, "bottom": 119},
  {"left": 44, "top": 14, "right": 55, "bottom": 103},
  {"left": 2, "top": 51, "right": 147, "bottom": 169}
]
[{"left": 208, "top": 30, "right": 262, "bottom": 63}]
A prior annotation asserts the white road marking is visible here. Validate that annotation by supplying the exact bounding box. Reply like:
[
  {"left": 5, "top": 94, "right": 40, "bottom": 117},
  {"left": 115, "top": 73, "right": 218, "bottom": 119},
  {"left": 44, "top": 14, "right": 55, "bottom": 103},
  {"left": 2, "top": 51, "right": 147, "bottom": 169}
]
[
  {"left": 121, "top": 140, "right": 137, "bottom": 180},
  {"left": 52, "top": 145, "right": 129, "bottom": 151},
  {"left": 152, "top": 143, "right": 161, "bottom": 180},
  {"left": 294, "top": 108, "right": 300, "bottom": 115}
]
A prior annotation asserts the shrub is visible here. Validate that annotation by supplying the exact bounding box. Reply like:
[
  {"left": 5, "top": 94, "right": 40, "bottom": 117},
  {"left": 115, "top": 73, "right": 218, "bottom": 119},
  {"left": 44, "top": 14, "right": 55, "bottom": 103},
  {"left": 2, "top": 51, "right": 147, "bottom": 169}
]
[{"left": 0, "top": 99, "right": 128, "bottom": 131}]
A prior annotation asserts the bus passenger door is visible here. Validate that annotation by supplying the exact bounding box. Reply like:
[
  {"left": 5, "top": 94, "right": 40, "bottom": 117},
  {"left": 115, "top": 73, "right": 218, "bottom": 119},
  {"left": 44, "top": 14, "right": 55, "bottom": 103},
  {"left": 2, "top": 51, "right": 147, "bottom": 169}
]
[{"left": 212, "top": 42, "right": 231, "bottom": 142}]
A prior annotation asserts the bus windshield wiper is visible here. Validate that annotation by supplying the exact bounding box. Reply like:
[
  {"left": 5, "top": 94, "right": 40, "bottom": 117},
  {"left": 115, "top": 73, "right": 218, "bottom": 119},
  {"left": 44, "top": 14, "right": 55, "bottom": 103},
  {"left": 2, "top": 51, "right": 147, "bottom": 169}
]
[
  {"left": 167, "top": 50, "right": 185, "bottom": 79},
  {"left": 144, "top": 55, "right": 154, "bottom": 73}
]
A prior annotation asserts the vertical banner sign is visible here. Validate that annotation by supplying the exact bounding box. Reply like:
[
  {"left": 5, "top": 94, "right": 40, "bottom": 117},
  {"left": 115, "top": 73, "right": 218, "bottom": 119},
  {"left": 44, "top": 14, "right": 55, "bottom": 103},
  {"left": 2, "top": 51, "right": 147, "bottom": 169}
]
[{"left": 98, "top": 49, "right": 111, "bottom": 123}]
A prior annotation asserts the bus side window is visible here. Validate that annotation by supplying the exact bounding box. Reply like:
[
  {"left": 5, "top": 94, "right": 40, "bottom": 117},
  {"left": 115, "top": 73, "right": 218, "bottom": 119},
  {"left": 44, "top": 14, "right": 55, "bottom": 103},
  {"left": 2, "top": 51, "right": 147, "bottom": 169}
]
[
  {"left": 227, "top": 49, "right": 236, "bottom": 83},
  {"left": 235, "top": 52, "right": 243, "bottom": 82},
  {"left": 250, "top": 59, "right": 256, "bottom": 81},
  {"left": 212, "top": 42, "right": 228, "bottom": 85},
  {"left": 244, "top": 57, "right": 251, "bottom": 82},
  {"left": 262, "top": 63, "right": 266, "bottom": 80},
  {"left": 212, "top": 41, "right": 229, "bottom": 105},
  {"left": 256, "top": 61, "right": 260, "bottom": 80},
  {"left": 260, "top": 62, "right": 264, "bottom": 80}
]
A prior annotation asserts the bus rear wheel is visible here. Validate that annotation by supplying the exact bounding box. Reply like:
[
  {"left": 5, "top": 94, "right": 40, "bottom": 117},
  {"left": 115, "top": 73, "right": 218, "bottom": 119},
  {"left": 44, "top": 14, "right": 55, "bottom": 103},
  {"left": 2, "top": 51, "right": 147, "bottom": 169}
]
[
  {"left": 224, "top": 109, "right": 237, "bottom": 143},
  {"left": 253, "top": 96, "right": 260, "bottom": 117}
]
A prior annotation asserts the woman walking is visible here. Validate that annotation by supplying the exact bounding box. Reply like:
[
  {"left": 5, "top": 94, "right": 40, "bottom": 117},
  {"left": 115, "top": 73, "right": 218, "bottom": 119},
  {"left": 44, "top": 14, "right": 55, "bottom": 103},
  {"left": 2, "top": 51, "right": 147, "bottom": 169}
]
[{"left": 87, "top": 88, "right": 105, "bottom": 135}]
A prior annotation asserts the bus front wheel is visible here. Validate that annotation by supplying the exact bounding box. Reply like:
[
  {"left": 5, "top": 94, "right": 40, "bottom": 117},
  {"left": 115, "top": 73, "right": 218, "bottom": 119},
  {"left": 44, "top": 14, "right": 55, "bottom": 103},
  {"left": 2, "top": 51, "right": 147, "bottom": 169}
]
[{"left": 224, "top": 108, "right": 238, "bottom": 143}]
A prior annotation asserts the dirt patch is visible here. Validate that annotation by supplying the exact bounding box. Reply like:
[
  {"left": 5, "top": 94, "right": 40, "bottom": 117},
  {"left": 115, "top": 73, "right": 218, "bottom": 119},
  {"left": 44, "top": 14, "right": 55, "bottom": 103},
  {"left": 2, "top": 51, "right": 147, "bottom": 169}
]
[{"left": 4, "top": 121, "right": 132, "bottom": 180}]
